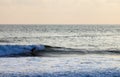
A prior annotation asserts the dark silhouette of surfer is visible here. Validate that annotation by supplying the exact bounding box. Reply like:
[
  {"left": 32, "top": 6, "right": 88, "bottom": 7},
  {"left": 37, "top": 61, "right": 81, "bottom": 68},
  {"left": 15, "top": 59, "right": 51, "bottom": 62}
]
[
  {"left": 30, "top": 45, "right": 60, "bottom": 56},
  {"left": 31, "top": 47, "right": 36, "bottom": 56},
  {"left": 30, "top": 45, "right": 46, "bottom": 56}
]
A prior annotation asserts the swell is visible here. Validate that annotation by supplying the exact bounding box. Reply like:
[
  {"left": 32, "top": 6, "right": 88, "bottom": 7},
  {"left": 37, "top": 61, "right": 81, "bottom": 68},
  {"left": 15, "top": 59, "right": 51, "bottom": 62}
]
[
  {"left": 0, "top": 45, "right": 120, "bottom": 57},
  {"left": 0, "top": 39, "right": 10, "bottom": 43},
  {"left": 43, "top": 45, "right": 120, "bottom": 54}
]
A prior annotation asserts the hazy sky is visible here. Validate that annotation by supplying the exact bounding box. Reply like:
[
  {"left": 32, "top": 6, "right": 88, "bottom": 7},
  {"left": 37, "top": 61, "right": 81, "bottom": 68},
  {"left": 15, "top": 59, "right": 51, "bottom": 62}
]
[{"left": 0, "top": 0, "right": 120, "bottom": 24}]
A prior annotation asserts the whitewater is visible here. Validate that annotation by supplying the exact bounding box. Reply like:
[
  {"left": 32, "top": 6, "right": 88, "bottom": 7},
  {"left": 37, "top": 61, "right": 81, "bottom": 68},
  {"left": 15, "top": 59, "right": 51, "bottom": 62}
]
[{"left": 0, "top": 24, "right": 120, "bottom": 77}]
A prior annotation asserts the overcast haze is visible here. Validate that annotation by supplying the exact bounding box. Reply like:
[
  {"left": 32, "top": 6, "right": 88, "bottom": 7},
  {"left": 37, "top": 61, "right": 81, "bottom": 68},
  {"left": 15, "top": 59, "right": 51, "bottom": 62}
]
[{"left": 0, "top": 0, "right": 120, "bottom": 24}]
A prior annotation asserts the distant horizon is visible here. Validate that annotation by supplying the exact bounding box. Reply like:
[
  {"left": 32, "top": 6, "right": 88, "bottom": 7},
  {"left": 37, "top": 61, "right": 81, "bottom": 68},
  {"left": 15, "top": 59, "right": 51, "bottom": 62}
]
[{"left": 0, "top": 24, "right": 120, "bottom": 25}]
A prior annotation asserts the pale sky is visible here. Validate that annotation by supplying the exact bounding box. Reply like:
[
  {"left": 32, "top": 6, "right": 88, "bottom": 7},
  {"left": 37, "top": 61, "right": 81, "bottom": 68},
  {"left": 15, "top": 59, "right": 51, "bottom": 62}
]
[{"left": 0, "top": 0, "right": 120, "bottom": 24}]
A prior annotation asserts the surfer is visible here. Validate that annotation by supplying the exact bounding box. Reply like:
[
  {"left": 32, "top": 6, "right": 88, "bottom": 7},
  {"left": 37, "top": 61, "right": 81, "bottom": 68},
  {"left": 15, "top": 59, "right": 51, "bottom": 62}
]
[
  {"left": 31, "top": 47, "right": 36, "bottom": 56},
  {"left": 31, "top": 45, "right": 45, "bottom": 56}
]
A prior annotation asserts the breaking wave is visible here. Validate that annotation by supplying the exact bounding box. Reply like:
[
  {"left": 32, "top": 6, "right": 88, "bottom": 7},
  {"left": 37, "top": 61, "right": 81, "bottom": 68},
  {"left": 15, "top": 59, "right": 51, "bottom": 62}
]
[{"left": 0, "top": 44, "right": 120, "bottom": 57}]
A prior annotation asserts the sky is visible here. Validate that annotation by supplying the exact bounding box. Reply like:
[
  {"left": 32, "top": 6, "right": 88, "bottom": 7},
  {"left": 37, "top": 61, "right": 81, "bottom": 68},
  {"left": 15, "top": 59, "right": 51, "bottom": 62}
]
[{"left": 0, "top": 0, "right": 120, "bottom": 24}]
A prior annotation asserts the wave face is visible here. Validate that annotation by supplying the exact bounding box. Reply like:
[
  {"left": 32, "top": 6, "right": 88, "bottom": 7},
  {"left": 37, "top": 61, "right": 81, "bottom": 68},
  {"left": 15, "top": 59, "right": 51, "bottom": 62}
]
[
  {"left": 0, "top": 24, "right": 120, "bottom": 56},
  {"left": 0, "top": 45, "right": 45, "bottom": 57},
  {"left": 0, "top": 45, "right": 120, "bottom": 57}
]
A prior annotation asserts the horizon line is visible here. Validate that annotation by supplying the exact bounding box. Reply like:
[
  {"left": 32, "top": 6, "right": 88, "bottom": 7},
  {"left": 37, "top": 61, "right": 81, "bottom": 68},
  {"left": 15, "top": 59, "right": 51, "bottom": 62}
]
[{"left": 0, "top": 24, "right": 120, "bottom": 25}]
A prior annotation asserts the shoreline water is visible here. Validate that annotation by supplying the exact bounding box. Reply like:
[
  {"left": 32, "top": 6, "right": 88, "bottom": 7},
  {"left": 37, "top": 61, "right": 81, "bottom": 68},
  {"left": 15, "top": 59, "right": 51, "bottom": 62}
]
[{"left": 0, "top": 54, "right": 120, "bottom": 77}]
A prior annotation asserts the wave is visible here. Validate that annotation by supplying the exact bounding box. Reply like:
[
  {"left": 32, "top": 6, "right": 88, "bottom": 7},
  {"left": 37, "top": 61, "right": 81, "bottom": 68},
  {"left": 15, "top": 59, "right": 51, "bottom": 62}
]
[
  {"left": 0, "top": 39, "right": 10, "bottom": 43},
  {"left": 0, "top": 44, "right": 45, "bottom": 57},
  {"left": 0, "top": 44, "right": 120, "bottom": 57}
]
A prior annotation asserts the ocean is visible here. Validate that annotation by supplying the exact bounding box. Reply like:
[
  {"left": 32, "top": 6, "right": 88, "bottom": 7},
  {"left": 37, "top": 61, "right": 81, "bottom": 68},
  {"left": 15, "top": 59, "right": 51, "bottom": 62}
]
[
  {"left": 1, "top": 25, "right": 120, "bottom": 51},
  {"left": 0, "top": 24, "right": 120, "bottom": 77}
]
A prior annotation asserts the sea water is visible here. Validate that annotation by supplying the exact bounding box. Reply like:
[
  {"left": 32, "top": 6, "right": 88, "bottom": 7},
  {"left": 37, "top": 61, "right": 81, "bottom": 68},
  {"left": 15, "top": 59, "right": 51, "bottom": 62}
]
[
  {"left": 0, "top": 24, "right": 120, "bottom": 77},
  {"left": 0, "top": 24, "right": 120, "bottom": 50}
]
